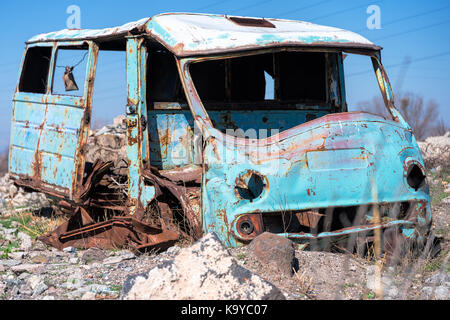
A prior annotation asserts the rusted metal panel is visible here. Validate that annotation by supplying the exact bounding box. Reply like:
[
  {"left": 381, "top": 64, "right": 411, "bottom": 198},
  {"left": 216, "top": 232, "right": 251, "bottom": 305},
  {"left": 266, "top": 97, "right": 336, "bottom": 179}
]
[{"left": 38, "top": 207, "right": 179, "bottom": 251}]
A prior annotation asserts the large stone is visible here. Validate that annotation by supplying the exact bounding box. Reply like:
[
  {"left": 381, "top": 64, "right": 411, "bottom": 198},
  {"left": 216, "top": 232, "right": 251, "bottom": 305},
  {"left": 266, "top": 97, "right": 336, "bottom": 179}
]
[
  {"left": 123, "top": 233, "right": 285, "bottom": 300},
  {"left": 247, "top": 232, "right": 296, "bottom": 277}
]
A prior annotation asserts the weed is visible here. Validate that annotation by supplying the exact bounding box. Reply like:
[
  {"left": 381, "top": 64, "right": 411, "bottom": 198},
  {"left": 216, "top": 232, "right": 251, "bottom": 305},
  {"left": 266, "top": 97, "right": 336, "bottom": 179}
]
[
  {"left": 109, "top": 284, "right": 122, "bottom": 292},
  {"left": 0, "top": 240, "right": 19, "bottom": 259},
  {"left": 237, "top": 253, "right": 246, "bottom": 260},
  {"left": 342, "top": 283, "right": 356, "bottom": 289}
]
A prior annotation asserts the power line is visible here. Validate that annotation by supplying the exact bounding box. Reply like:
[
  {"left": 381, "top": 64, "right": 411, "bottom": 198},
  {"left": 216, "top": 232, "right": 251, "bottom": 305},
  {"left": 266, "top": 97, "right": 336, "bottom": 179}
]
[
  {"left": 227, "top": 0, "right": 274, "bottom": 15},
  {"left": 195, "top": 0, "right": 230, "bottom": 11},
  {"left": 275, "top": 0, "right": 335, "bottom": 18},
  {"left": 310, "top": 0, "right": 384, "bottom": 22},
  {"left": 355, "top": 4, "right": 450, "bottom": 33},
  {"left": 372, "top": 19, "right": 450, "bottom": 41},
  {"left": 347, "top": 51, "right": 450, "bottom": 77}
]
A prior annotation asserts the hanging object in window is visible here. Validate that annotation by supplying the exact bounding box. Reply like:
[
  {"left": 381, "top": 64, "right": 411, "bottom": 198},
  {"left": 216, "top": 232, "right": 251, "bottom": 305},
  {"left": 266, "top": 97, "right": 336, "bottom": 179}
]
[{"left": 63, "top": 66, "right": 79, "bottom": 91}]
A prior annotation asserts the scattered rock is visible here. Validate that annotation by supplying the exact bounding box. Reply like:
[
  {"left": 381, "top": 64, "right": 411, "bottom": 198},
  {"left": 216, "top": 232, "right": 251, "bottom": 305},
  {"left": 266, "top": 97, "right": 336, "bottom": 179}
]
[
  {"left": 8, "top": 251, "right": 25, "bottom": 260},
  {"left": 64, "top": 271, "right": 84, "bottom": 290},
  {"left": 421, "top": 286, "right": 448, "bottom": 300},
  {"left": 0, "top": 174, "right": 50, "bottom": 214},
  {"left": 17, "top": 232, "right": 32, "bottom": 251},
  {"left": 32, "top": 282, "right": 48, "bottom": 297},
  {"left": 18, "top": 283, "right": 32, "bottom": 295},
  {"left": 0, "top": 260, "right": 21, "bottom": 268},
  {"left": 103, "top": 251, "right": 135, "bottom": 265},
  {"left": 30, "top": 255, "right": 49, "bottom": 264},
  {"left": 424, "top": 273, "right": 448, "bottom": 286},
  {"left": 103, "top": 256, "right": 125, "bottom": 265},
  {"left": 247, "top": 232, "right": 296, "bottom": 277},
  {"left": 11, "top": 264, "right": 43, "bottom": 274},
  {"left": 81, "top": 248, "right": 107, "bottom": 264},
  {"left": 81, "top": 291, "right": 96, "bottom": 300},
  {"left": 28, "top": 275, "right": 42, "bottom": 290},
  {"left": 123, "top": 233, "right": 285, "bottom": 300},
  {"left": 69, "top": 258, "right": 79, "bottom": 264},
  {"left": 434, "top": 286, "right": 449, "bottom": 300},
  {"left": 63, "top": 246, "right": 76, "bottom": 253}
]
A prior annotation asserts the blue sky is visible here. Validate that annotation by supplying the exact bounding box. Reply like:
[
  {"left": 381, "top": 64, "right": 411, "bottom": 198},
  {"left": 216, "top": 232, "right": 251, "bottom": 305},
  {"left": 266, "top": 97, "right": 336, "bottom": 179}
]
[{"left": 0, "top": 0, "right": 449, "bottom": 150}]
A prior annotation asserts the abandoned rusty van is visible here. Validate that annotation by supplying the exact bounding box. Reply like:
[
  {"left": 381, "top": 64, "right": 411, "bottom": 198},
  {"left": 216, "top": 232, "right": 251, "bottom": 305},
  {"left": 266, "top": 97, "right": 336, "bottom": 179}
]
[{"left": 9, "top": 13, "right": 431, "bottom": 257}]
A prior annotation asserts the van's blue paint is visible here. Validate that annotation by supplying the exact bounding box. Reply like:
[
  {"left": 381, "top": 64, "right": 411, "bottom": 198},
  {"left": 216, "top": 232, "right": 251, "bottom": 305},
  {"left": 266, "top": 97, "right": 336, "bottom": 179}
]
[
  {"left": 148, "top": 109, "right": 330, "bottom": 169},
  {"left": 126, "top": 37, "right": 155, "bottom": 216}
]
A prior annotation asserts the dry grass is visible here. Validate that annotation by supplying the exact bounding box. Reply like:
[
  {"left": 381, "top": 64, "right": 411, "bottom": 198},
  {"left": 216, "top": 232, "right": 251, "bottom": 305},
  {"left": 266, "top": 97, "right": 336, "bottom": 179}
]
[
  {"left": 0, "top": 209, "right": 66, "bottom": 239},
  {"left": 292, "top": 268, "right": 316, "bottom": 299}
]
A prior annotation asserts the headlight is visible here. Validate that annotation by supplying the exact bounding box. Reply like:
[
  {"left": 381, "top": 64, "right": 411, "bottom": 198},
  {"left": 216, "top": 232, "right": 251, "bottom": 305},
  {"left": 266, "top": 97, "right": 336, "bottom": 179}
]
[{"left": 406, "top": 163, "right": 425, "bottom": 191}]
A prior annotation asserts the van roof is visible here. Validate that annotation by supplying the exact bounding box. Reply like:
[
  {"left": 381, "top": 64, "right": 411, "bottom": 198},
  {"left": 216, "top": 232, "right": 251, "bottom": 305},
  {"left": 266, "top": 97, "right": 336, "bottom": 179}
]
[{"left": 27, "top": 12, "right": 381, "bottom": 56}]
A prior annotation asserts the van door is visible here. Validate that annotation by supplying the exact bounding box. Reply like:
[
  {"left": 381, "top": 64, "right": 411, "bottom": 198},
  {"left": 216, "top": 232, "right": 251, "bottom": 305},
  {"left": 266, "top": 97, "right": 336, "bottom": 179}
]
[{"left": 9, "top": 41, "right": 97, "bottom": 199}]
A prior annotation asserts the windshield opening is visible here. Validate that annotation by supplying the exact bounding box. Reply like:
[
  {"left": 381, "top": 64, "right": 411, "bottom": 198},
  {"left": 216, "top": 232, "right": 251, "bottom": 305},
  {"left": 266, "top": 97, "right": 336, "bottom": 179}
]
[
  {"left": 188, "top": 50, "right": 343, "bottom": 138},
  {"left": 190, "top": 51, "right": 328, "bottom": 108}
]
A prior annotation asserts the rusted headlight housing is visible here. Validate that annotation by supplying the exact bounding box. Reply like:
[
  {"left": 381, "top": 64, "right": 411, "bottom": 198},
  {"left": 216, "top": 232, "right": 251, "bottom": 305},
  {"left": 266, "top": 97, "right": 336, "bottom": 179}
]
[
  {"left": 406, "top": 164, "right": 425, "bottom": 191},
  {"left": 238, "top": 219, "right": 255, "bottom": 235},
  {"left": 235, "top": 171, "right": 267, "bottom": 202}
]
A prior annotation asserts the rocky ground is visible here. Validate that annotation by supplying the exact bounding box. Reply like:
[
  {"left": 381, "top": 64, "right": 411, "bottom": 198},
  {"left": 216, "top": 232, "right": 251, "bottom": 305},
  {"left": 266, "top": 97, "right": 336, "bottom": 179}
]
[{"left": 0, "top": 131, "right": 448, "bottom": 300}]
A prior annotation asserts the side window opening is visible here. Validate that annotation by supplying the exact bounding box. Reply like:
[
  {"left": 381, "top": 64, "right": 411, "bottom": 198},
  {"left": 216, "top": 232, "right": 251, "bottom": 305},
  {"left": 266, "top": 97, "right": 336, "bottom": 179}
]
[
  {"left": 344, "top": 53, "right": 387, "bottom": 117},
  {"left": 52, "top": 45, "right": 89, "bottom": 96},
  {"left": 19, "top": 46, "right": 52, "bottom": 94},
  {"left": 91, "top": 49, "right": 127, "bottom": 129},
  {"left": 87, "top": 48, "right": 127, "bottom": 166},
  {"left": 146, "top": 48, "right": 187, "bottom": 107}
]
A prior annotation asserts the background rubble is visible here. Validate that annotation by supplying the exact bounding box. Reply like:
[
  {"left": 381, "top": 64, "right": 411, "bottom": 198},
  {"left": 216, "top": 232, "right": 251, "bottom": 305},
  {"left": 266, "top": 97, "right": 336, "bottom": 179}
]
[{"left": 418, "top": 132, "right": 450, "bottom": 169}]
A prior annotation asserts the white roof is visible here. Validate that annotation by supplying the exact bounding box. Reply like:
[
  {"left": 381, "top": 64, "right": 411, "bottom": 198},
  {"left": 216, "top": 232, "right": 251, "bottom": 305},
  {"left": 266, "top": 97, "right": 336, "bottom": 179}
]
[{"left": 27, "top": 13, "right": 380, "bottom": 56}]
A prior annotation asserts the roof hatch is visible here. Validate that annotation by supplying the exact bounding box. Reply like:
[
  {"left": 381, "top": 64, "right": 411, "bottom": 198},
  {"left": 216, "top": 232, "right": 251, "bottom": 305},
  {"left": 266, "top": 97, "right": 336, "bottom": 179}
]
[{"left": 227, "top": 16, "right": 275, "bottom": 28}]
